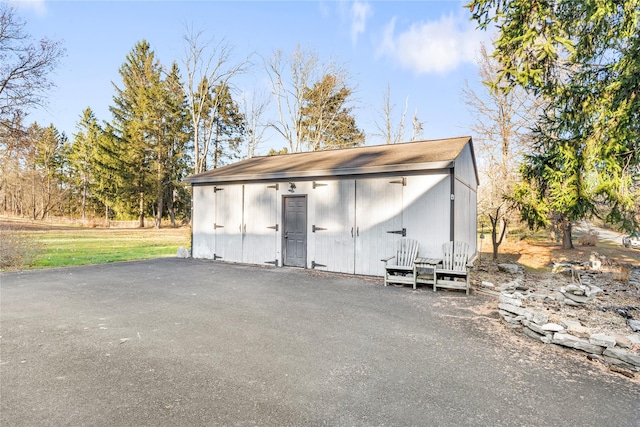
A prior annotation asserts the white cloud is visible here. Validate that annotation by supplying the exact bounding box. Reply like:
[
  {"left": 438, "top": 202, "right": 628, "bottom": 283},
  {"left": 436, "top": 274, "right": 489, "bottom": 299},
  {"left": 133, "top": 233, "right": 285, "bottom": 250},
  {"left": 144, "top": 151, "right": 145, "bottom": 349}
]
[
  {"left": 350, "top": 0, "right": 372, "bottom": 46},
  {"left": 9, "top": 0, "right": 47, "bottom": 17},
  {"left": 377, "top": 12, "right": 491, "bottom": 75}
]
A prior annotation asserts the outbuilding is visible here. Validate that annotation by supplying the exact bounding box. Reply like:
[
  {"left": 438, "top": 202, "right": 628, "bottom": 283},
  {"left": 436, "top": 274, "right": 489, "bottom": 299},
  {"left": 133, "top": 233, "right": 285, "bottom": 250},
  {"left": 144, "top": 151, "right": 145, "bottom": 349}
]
[{"left": 185, "top": 136, "right": 478, "bottom": 277}]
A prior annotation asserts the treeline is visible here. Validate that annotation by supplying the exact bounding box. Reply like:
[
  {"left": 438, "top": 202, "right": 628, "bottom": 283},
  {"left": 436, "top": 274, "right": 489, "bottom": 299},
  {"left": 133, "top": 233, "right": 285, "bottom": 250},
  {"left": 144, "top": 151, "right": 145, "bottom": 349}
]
[{"left": 1, "top": 19, "right": 374, "bottom": 226}]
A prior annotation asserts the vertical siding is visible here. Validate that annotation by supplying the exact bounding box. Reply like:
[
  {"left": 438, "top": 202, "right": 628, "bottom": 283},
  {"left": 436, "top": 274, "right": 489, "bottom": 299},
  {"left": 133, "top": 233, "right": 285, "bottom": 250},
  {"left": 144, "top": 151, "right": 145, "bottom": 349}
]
[
  {"left": 454, "top": 180, "right": 478, "bottom": 256},
  {"left": 242, "top": 183, "right": 278, "bottom": 265},
  {"left": 402, "top": 174, "right": 451, "bottom": 258},
  {"left": 454, "top": 144, "right": 478, "bottom": 190},
  {"left": 312, "top": 180, "right": 356, "bottom": 273},
  {"left": 191, "top": 185, "right": 216, "bottom": 258},
  {"left": 355, "top": 177, "right": 404, "bottom": 276},
  {"left": 215, "top": 184, "right": 243, "bottom": 262}
]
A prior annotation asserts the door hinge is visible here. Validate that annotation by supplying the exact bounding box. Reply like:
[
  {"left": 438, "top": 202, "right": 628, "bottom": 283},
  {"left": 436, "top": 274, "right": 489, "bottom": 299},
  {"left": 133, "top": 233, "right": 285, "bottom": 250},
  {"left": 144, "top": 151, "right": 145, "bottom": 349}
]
[
  {"left": 267, "top": 224, "right": 279, "bottom": 231},
  {"left": 389, "top": 177, "right": 407, "bottom": 186},
  {"left": 265, "top": 260, "right": 279, "bottom": 266},
  {"left": 311, "top": 261, "right": 326, "bottom": 269},
  {"left": 213, "top": 254, "right": 223, "bottom": 260},
  {"left": 267, "top": 184, "right": 279, "bottom": 190},
  {"left": 313, "top": 181, "right": 328, "bottom": 189},
  {"left": 387, "top": 228, "right": 407, "bottom": 236},
  {"left": 213, "top": 223, "right": 224, "bottom": 229},
  {"left": 312, "top": 225, "right": 327, "bottom": 232},
  {"left": 214, "top": 186, "right": 224, "bottom": 192}
]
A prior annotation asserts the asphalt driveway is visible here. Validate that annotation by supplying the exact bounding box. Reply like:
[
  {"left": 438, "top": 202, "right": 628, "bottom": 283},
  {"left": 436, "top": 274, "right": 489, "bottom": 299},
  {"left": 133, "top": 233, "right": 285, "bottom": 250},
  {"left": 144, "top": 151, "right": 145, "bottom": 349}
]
[{"left": 1, "top": 258, "right": 639, "bottom": 426}]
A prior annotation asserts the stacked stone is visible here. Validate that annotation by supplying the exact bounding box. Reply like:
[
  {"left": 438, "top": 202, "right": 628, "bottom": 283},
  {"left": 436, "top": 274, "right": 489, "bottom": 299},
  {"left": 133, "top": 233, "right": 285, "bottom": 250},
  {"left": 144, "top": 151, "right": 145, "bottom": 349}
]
[
  {"left": 629, "top": 267, "right": 640, "bottom": 294},
  {"left": 557, "top": 282, "right": 603, "bottom": 306},
  {"left": 498, "top": 290, "right": 640, "bottom": 377}
]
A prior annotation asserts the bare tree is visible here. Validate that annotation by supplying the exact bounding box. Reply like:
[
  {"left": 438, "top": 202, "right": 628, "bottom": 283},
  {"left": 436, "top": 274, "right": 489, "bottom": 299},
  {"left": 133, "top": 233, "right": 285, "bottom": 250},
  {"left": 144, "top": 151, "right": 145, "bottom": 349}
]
[
  {"left": 374, "top": 84, "right": 409, "bottom": 144},
  {"left": 0, "top": 3, "right": 65, "bottom": 132},
  {"left": 182, "top": 26, "right": 250, "bottom": 173},
  {"left": 265, "top": 45, "right": 358, "bottom": 152},
  {"left": 411, "top": 109, "right": 425, "bottom": 141},
  {"left": 462, "top": 42, "right": 541, "bottom": 260},
  {"left": 240, "top": 88, "right": 270, "bottom": 158}
]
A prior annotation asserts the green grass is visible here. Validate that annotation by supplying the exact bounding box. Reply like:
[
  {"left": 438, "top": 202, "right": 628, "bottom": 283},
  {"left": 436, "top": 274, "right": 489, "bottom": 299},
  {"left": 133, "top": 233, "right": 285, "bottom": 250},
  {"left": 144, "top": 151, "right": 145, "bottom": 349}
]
[{"left": 23, "top": 227, "right": 191, "bottom": 269}]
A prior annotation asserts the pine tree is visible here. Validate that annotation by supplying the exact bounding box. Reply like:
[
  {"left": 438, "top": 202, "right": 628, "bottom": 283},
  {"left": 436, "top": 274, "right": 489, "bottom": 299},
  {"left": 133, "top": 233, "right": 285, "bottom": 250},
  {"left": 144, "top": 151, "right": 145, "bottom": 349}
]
[{"left": 109, "top": 40, "right": 164, "bottom": 227}]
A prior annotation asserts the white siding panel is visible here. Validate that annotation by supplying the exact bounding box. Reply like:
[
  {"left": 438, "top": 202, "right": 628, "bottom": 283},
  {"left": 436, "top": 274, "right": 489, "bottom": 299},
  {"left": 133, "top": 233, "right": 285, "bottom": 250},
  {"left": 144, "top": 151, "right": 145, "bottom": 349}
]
[
  {"left": 454, "top": 144, "right": 478, "bottom": 189},
  {"left": 454, "top": 180, "right": 478, "bottom": 255},
  {"left": 403, "top": 174, "right": 451, "bottom": 258},
  {"left": 312, "top": 180, "right": 355, "bottom": 273},
  {"left": 215, "top": 185, "right": 243, "bottom": 262},
  {"left": 242, "top": 184, "right": 278, "bottom": 265},
  {"left": 192, "top": 185, "right": 216, "bottom": 258},
  {"left": 355, "top": 177, "right": 404, "bottom": 276}
]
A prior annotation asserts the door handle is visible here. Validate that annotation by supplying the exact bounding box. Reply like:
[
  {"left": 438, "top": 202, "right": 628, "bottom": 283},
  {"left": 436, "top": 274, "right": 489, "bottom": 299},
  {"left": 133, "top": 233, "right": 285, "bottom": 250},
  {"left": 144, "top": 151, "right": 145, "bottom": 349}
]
[
  {"left": 351, "top": 227, "right": 354, "bottom": 237},
  {"left": 357, "top": 227, "right": 359, "bottom": 237},
  {"left": 284, "top": 231, "right": 289, "bottom": 239}
]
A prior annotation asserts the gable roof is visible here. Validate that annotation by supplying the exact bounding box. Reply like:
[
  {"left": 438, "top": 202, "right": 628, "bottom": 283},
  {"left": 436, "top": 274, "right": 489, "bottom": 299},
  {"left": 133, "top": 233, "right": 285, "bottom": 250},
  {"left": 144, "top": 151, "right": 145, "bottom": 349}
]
[{"left": 185, "top": 136, "right": 475, "bottom": 185}]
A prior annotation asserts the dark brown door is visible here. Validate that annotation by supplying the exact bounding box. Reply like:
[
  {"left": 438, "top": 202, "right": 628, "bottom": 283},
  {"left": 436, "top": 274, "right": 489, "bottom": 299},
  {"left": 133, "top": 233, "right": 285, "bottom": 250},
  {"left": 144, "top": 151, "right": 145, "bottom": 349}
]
[{"left": 283, "top": 195, "right": 307, "bottom": 267}]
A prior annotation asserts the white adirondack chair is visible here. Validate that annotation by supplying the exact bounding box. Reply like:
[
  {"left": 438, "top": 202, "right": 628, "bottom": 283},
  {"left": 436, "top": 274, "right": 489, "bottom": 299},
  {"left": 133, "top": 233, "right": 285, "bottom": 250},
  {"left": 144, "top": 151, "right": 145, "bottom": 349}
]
[
  {"left": 435, "top": 241, "right": 471, "bottom": 295},
  {"left": 381, "top": 238, "right": 419, "bottom": 286}
]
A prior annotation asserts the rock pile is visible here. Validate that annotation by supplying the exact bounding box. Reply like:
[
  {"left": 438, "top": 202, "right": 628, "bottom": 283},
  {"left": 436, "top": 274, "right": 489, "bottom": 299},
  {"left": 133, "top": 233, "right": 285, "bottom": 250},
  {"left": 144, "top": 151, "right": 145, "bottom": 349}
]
[{"left": 499, "top": 289, "right": 640, "bottom": 378}]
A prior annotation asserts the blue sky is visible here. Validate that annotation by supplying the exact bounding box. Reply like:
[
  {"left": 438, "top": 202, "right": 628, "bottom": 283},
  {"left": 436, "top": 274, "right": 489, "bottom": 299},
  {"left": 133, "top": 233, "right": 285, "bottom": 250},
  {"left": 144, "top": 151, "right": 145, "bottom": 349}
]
[{"left": 13, "top": 0, "right": 493, "bottom": 154}]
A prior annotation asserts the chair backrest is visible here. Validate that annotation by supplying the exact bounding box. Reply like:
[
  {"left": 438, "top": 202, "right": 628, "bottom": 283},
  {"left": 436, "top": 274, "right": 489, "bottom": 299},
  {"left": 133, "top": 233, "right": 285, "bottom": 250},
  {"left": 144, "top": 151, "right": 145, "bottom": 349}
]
[
  {"left": 396, "top": 238, "right": 419, "bottom": 267},
  {"left": 441, "top": 241, "right": 469, "bottom": 271}
]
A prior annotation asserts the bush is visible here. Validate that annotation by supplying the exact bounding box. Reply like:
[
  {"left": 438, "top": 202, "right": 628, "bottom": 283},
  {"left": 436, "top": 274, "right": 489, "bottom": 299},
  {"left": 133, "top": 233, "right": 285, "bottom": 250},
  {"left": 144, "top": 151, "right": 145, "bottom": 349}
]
[
  {"left": 578, "top": 230, "right": 599, "bottom": 247},
  {"left": 0, "top": 226, "right": 42, "bottom": 270}
]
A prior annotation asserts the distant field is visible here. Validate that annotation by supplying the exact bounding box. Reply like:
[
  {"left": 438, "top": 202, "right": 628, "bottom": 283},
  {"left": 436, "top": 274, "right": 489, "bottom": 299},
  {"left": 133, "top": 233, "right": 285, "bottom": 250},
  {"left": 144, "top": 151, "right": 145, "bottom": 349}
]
[{"left": 1, "top": 218, "right": 190, "bottom": 269}]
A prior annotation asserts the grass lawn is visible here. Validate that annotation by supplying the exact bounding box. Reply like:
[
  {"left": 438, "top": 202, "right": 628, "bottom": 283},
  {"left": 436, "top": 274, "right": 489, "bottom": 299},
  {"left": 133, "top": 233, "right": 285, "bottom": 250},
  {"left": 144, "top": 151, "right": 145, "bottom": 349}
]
[{"left": 1, "top": 218, "right": 190, "bottom": 270}]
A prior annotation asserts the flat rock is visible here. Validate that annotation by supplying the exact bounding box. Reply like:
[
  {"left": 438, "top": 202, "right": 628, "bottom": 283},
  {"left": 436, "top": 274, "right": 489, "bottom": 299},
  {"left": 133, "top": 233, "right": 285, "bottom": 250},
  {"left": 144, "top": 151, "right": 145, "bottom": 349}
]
[
  {"left": 499, "top": 295, "right": 522, "bottom": 307},
  {"left": 562, "top": 292, "right": 594, "bottom": 304},
  {"left": 532, "top": 312, "right": 549, "bottom": 325},
  {"left": 541, "top": 323, "right": 565, "bottom": 332},
  {"left": 589, "top": 333, "right": 616, "bottom": 348},
  {"left": 627, "top": 334, "right": 640, "bottom": 345},
  {"left": 552, "top": 333, "right": 604, "bottom": 355},
  {"left": 567, "top": 323, "right": 591, "bottom": 339},
  {"left": 481, "top": 281, "right": 495, "bottom": 288},
  {"left": 613, "top": 335, "right": 632, "bottom": 349},
  {"left": 523, "top": 320, "right": 551, "bottom": 336},
  {"left": 627, "top": 319, "right": 640, "bottom": 332},
  {"left": 523, "top": 326, "right": 547, "bottom": 343},
  {"left": 498, "top": 303, "right": 532, "bottom": 320},
  {"left": 498, "top": 263, "right": 522, "bottom": 274},
  {"left": 563, "top": 298, "right": 581, "bottom": 307},
  {"left": 603, "top": 348, "right": 640, "bottom": 368}
]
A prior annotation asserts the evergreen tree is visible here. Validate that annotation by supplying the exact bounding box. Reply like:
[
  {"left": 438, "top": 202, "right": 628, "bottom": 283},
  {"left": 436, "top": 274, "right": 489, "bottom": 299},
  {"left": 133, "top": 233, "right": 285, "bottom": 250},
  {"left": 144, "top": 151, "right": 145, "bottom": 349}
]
[
  {"left": 109, "top": 40, "right": 163, "bottom": 227},
  {"left": 469, "top": 0, "right": 640, "bottom": 246},
  {"left": 69, "top": 108, "right": 101, "bottom": 220},
  {"left": 300, "top": 74, "right": 364, "bottom": 151}
]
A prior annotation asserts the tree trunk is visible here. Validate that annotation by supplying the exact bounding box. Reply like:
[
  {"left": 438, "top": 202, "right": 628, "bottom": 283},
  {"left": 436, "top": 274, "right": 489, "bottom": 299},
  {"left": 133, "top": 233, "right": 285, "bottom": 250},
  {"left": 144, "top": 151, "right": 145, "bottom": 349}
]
[
  {"left": 156, "top": 182, "right": 163, "bottom": 229},
  {"left": 81, "top": 177, "right": 87, "bottom": 221},
  {"left": 561, "top": 220, "right": 573, "bottom": 249},
  {"left": 138, "top": 191, "right": 145, "bottom": 228}
]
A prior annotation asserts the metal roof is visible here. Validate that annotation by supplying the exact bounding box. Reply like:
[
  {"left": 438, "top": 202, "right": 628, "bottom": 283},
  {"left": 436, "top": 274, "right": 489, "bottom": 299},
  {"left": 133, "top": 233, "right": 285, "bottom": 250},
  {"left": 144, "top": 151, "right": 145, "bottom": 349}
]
[{"left": 185, "top": 136, "right": 475, "bottom": 185}]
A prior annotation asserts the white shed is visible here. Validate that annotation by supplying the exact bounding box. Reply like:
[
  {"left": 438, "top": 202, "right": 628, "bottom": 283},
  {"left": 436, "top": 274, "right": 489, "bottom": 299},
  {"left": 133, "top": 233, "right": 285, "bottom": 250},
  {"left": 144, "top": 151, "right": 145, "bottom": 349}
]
[{"left": 185, "top": 136, "right": 479, "bottom": 277}]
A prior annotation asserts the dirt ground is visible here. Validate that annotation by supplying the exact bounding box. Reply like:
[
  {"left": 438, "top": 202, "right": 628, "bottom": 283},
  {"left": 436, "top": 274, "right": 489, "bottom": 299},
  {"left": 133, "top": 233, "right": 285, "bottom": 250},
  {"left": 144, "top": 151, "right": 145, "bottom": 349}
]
[{"left": 474, "top": 237, "right": 640, "bottom": 341}]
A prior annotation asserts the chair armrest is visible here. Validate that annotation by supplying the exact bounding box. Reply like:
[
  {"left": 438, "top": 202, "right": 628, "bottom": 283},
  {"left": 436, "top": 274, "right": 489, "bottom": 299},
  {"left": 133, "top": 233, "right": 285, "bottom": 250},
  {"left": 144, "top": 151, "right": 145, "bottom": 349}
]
[{"left": 381, "top": 255, "right": 396, "bottom": 264}]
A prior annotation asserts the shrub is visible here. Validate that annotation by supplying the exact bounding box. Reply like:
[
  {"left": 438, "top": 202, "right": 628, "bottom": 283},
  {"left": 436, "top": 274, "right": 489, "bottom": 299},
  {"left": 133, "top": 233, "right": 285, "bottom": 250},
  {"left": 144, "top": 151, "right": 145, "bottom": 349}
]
[
  {"left": 0, "top": 225, "right": 42, "bottom": 270},
  {"left": 578, "top": 230, "right": 598, "bottom": 246}
]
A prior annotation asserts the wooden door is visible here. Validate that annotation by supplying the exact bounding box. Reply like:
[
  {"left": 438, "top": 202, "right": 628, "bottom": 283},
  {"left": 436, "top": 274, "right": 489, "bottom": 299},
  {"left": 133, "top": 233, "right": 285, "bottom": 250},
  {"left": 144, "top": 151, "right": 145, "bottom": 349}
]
[
  {"left": 242, "top": 184, "right": 278, "bottom": 265},
  {"left": 283, "top": 195, "right": 307, "bottom": 268},
  {"left": 312, "top": 180, "right": 356, "bottom": 273},
  {"left": 355, "top": 177, "right": 404, "bottom": 276},
  {"left": 214, "top": 185, "right": 243, "bottom": 262},
  {"left": 191, "top": 185, "right": 216, "bottom": 258}
]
